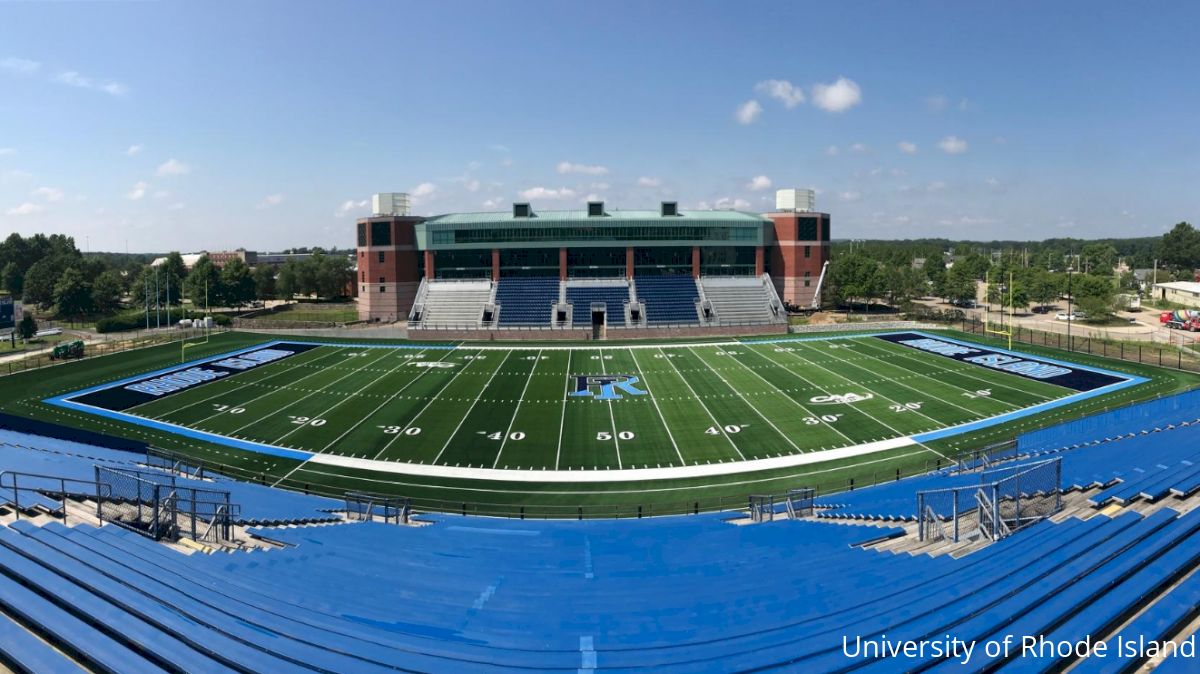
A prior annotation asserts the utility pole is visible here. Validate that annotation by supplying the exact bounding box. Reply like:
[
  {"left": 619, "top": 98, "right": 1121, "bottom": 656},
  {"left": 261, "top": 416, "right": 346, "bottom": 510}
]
[
  {"left": 1066, "top": 266, "right": 1075, "bottom": 351},
  {"left": 155, "top": 266, "right": 160, "bottom": 329}
]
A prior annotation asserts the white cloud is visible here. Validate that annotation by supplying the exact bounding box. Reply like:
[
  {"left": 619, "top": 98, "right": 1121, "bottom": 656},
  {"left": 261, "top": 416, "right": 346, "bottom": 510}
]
[
  {"left": 925, "top": 95, "right": 948, "bottom": 112},
  {"left": 166, "top": 202, "right": 186, "bottom": 211},
  {"left": 56, "top": 70, "right": 128, "bottom": 96},
  {"left": 993, "top": 136, "right": 1008, "bottom": 145},
  {"left": 838, "top": 191, "right": 862, "bottom": 202},
  {"left": 746, "top": 175, "right": 772, "bottom": 191},
  {"left": 754, "top": 79, "right": 805, "bottom": 108},
  {"left": 411, "top": 182, "right": 437, "bottom": 198},
  {"left": 519, "top": 186, "right": 576, "bottom": 200},
  {"left": 898, "top": 141, "right": 917, "bottom": 155},
  {"left": 335, "top": 199, "right": 369, "bottom": 217},
  {"left": 825, "top": 145, "right": 840, "bottom": 157},
  {"left": 0, "top": 57, "right": 40, "bottom": 74},
  {"left": 734, "top": 99, "right": 763, "bottom": 125},
  {"left": 125, "top": 144, "right": 143, "bottom": 156},
  {"left": 637, "top": 176, "right": 662, "bottom": 188},
  {"left": 714, "top": 197, "right": 751, "bottom": 210},
  {"left": 467, "top": 160, "right": 482, "bottom": 171},
  {"left": 488, "top": 144, "right": 510, "bottom": 153},
  {"left": 0, "top": 148, "right": 15, "bottom": 156},
  {"left": 1, "top": 169, "right": 32, "bottom": 182},
  {"left": 152, "top": 190, "right": 170, "bottom": 200},
  {"left": 589, "top": 182, "right": 610, "bottom": 190},
  {"left": 890, "top": 168, "right": 907, "bottom": 177},
  {"left": 258, "top": 193, "right": 285, "bottom": 208},
  {"left": 850, "top": 143, "right": 870, "bottom": 154},
  {"left": 811, "top": 77, "right": 862, "bottom": 113},
  {"left": 556, "top": 161, "right": 608, "bottom": 176},
  {"left": 583, "top": 193, "right": 603, "bottom": 203},
  {"left": 31, "top": 186, "right": 63, "bottom": 202},
  {"left": 156, "top": 158, "right": 190, "bottom": 176},
  {"left": 126, "top": 181, "right": 148, "bottom": 200},
  {"left": 482, "top": 198, "right": 502, "bottom": 208},
  {"left": 465, "top": 179, "right": 481, "bottom": 192},
  {"left": 6, "top": 202, "right": 43, "bottom": 216},
  {"left": 937, "top": 135, "right": 969, "bottom": 154},
  {"left": 985, "top": 177, "right": 999, "bottom": 186},
  {"left": 500, "top": 157, "right": 514, "bottom": 167}
]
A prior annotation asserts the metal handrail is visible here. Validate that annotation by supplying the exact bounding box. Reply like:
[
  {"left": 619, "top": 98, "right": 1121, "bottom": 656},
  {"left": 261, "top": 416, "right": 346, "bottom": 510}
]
[{"left": 0, "top": 470, "right": 113, "bottom": 522}]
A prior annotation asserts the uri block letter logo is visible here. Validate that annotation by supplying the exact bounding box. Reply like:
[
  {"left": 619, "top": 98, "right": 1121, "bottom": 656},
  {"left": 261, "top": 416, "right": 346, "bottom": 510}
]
[{"left": 569, "top": 374, "right": 647, "bottom": 401}]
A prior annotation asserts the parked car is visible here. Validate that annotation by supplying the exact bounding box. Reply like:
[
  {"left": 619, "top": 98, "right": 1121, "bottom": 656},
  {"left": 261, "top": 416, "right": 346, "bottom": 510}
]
[{"left": 1056, "top": 313, "right": 1078, "bottom": 321}]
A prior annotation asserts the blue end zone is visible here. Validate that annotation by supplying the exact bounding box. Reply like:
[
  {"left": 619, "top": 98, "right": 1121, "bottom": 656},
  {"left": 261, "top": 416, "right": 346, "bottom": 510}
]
[{"left": 41, "top": 333, "right": 1148, "bottom": 467}]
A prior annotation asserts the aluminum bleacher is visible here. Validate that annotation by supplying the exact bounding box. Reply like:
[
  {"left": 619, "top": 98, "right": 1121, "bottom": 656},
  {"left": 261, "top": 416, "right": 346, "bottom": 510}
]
[
  {"left": 634, "top": 276, "right": 700, "bottom": 324},
  {"left": 494, "top": 277, "right": 559, "bottom": 326},
  {"left": 415, "top": 280, "right": 492, "bottom": 328},
  {"left": 700, "top": 276, "right": 783, "bottom": 325},
  {"left": 564, "top": 282, "right": 630, "bottom": 326}
]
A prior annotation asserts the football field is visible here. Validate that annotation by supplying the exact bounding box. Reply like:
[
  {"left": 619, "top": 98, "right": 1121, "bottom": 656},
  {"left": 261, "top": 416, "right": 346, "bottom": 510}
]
[{"left": 50, "top": 331, "right": 1138, "bottom": 481}]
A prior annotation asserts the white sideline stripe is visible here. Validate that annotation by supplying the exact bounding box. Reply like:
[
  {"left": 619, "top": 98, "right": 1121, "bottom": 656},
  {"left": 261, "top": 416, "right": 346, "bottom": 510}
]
[{"left": 308, "top": 436, "right": 918, "bottom": 483}]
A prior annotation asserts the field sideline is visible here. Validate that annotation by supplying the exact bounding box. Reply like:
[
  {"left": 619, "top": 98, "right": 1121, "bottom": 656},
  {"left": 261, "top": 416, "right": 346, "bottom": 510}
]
[{"left": 46, "top": 331, "right": 1141, "bottom": 490}]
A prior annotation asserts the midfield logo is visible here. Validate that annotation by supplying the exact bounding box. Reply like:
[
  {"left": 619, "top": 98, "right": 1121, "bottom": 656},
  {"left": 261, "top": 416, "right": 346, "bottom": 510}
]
[
  {"left": 568, "top": 374, "right": 647, "bottom": 401},
  {"left": 810, "top": 392, "right": 874, "bottom": 405}
]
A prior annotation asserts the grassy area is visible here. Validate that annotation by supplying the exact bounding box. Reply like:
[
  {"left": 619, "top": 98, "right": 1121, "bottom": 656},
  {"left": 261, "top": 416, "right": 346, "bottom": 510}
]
[
  {"left": 3, "top": 326, "right": 1193, "bottom": 514},
  {"left": 0, "top": 332, "right": 72, "bottom": 353},
  {"left": 250, "top": 306, "right": 359, "bottom": 323}
]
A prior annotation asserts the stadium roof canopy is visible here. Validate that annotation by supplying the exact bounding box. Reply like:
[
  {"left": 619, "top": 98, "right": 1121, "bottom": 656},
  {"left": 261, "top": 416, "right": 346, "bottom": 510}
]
[{"left": 422, "top": 209, "right": 769, "bottom": 226}]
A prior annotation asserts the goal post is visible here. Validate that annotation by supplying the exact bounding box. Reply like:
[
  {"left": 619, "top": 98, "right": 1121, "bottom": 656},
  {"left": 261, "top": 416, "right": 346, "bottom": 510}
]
[{"left": 983, "top": 270, "right": 1015, "bottom": 351}]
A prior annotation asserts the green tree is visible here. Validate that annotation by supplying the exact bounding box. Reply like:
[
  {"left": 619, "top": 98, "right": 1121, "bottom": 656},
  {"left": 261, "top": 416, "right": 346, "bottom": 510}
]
[
  {"left": 1158, "top": 222, "right": 1200, "bottom": 271},
  {"left": 316, "top": 254, "right": 351, "bottom": 298},
  {"left": 276, "top": 261, "right": 298, "bottom": 300},
  {"left": 53, "top": 267, "right": 95, "bottom": 318},
  {"left": 22, "top": 259, "right": 61, "bottom": 308},
  {"left": 16, "top": 313, "right": 37, "bottom": 340},
  {"left": 253, "top": 265, "right": 276, "bottom": 300},
  {"left": 942, "top": 264, "right": 976, "bottom": 305},
  {"left": 160, "top": 252, "right": 187, "bottom": 305},
  {"left": 91, "top": 269, "right": 125, "bottom": 314},
  {"left": 219, "top": 258, "right": 256, "bottom": 308},
  {"left": 1, "top": 261, "right": 23, "bottom": 296},
  {"left": 184, "top": 255, "right": 220, "bottom": 308},
  {"left": 1028, "top": 271, "right": 1060, "bottom": 312}
]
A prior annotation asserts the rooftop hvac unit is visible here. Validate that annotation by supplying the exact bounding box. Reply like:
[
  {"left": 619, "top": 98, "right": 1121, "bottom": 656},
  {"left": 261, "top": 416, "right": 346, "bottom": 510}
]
[
  {"left": 775, "top": 188, "right": 815, "bottom": 213},
  {"left": 372, "top": 193, "right": 411, "bottom": 217}
]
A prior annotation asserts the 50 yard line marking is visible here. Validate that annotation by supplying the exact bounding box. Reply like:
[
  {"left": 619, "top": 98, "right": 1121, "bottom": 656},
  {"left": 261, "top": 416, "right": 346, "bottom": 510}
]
[
  {"left": 432, "top": 350, "right": 514, "bottom": 465},
  {"left": 628, "top": 348, "right": 684, "bottom": 465},
  {"left": 493, "top": 349, "right": 542, "bottom": 468},
  {"left": 599, "top": 347, "right": 622, "bottom": 470}
]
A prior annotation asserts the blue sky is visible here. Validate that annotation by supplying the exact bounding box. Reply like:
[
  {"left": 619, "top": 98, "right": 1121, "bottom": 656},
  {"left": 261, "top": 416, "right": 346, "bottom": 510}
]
[{"left": 1, "top": 1, "right": 1197, "bottom": 252}]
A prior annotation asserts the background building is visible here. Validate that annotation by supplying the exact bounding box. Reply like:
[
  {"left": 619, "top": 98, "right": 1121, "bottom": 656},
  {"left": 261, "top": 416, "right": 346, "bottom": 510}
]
[{"left": 356, "top": 190, "right": 830, "bottom": 323}]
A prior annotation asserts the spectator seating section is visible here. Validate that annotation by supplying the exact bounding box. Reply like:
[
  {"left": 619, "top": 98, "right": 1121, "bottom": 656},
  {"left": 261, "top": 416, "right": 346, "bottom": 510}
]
[
  {"left": 0, "top": 504, "right": 1197, "bottom": 671},
  {"left": 817, "top": 419, "right": 1200, "bottom": 521},
  {"left": 0, "top": 430, "right": 341, "bottom": 525},
  {"left": 634, "top": 276, "right": 700, "bottom": 325},
  {"left": 495, "top": 277, "right": 560, "bottom": 326},
  {"left": 565, "top": 283, "right": 631, "bottom": 326},
  {"left": 700, "top": 277, "right": 779, "bottom": 325},
  {"left": 416, "top": 280, "right": 492, "bottom": 327}
]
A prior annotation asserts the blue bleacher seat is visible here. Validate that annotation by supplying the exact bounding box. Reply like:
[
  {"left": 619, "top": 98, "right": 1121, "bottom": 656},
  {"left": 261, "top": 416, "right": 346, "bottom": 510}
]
[
  {"left": 565, "top": 284, "right": 630, "bottom": 325},
  {"left": 635, "top": 276, "right": 700, "bottom": 324},
  {"left": 494, "top": 277, "right": 559, "bottom": 326}
]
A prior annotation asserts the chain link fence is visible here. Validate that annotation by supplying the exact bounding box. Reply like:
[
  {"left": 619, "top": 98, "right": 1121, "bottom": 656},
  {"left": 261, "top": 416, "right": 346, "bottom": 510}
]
[
  {"left": 94, "top": 466, "right": 236, "bottom": 543},
  {"left": 917, "top": 458, "right": 1062, "bottom": 543}
]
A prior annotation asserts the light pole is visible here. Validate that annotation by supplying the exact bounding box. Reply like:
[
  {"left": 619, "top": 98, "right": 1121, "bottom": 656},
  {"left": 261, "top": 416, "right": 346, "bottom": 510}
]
[{"left": 1066, "top": 266, "right": 1074, "bottom": 351}]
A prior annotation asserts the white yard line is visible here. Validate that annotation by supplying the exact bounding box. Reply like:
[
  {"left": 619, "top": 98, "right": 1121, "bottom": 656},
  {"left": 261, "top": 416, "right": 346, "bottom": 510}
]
[
  {"left": 432, "top": 350, "right": 514, "bottom": 465},
  {"left": 753, "top": 342, "right": 950, "bottom": 430},
  {"left": 801, "top": 338, "right": 1008, "bottom": 417},
  {"left": 369, "top": 349, "right": 485, "bottom": 460},
  {"left": 686, "top": 347, "right": 807, "bottom": 455},
  {"left": 628, "top": 348, "right": 684, "bottom": 465},
  {"left": 599, "top": 347, "right": 622, "bottom": 469},
  {"left": 554, "top": 350, "right": 572, "bottom": 470},
  {"left": 851, "top": 338, "right": 1058, "bottom": 401},
  {"left": 492, "top": 349, "right": 542, "bottom": 468},
  {"left": 314, "top": 349, "right": 455, "bottom": 454},
  {"left": 227, "top": 348, "right": 394, "bottom": 436},
  {"left": 175, "top": 347, "right": 352, "bottom": 427},
  {"left": 658, "top": 347, "right": 745, "bottom": 461}
]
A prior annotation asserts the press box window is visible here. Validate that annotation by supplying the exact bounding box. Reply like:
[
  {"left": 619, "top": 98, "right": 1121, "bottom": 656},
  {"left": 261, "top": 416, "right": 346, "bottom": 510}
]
[{"left": 370, "top": 221, "right": 391, "bottom": 246}]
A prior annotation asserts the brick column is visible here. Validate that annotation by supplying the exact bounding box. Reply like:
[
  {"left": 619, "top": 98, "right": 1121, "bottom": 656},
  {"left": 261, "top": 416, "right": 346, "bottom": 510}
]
[
  {"left": 755, "top": 246, "right": 764, "bottom": 276},
  {"left": 692, "top": 246, "right": 701, "bottom": 278},
  {"left": 559, "top": 247, "right": 568, "bottom": 281},
  {"left": 626, "top": 246, "right": 634, "bottom": 279},
  {"left": 491, "top": 248, "right": 500, "bottom": 282},
  {"left": 424, "top": 250, "right": 435, "bottom": 280}
]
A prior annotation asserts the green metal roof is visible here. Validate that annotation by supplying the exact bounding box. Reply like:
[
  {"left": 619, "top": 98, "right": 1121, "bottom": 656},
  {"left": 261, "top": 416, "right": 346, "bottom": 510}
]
[{"left": 422, "top": 209, "right": 769, "bottom": 226}]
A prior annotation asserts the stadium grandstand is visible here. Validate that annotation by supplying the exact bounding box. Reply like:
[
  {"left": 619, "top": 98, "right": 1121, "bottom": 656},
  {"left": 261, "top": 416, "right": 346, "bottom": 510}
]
[
  {"left": 0, "top": 382, "right": 1197, "bottom": 672},
  {"left": 356, "top": 189, "right": 826, "bottom": 338}
]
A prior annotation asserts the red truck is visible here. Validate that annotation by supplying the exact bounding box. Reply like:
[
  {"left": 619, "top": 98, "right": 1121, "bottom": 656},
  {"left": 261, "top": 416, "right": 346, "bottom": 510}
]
[{"left": 1162, "top": 310, "right": 1200, "bottom": 331}]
